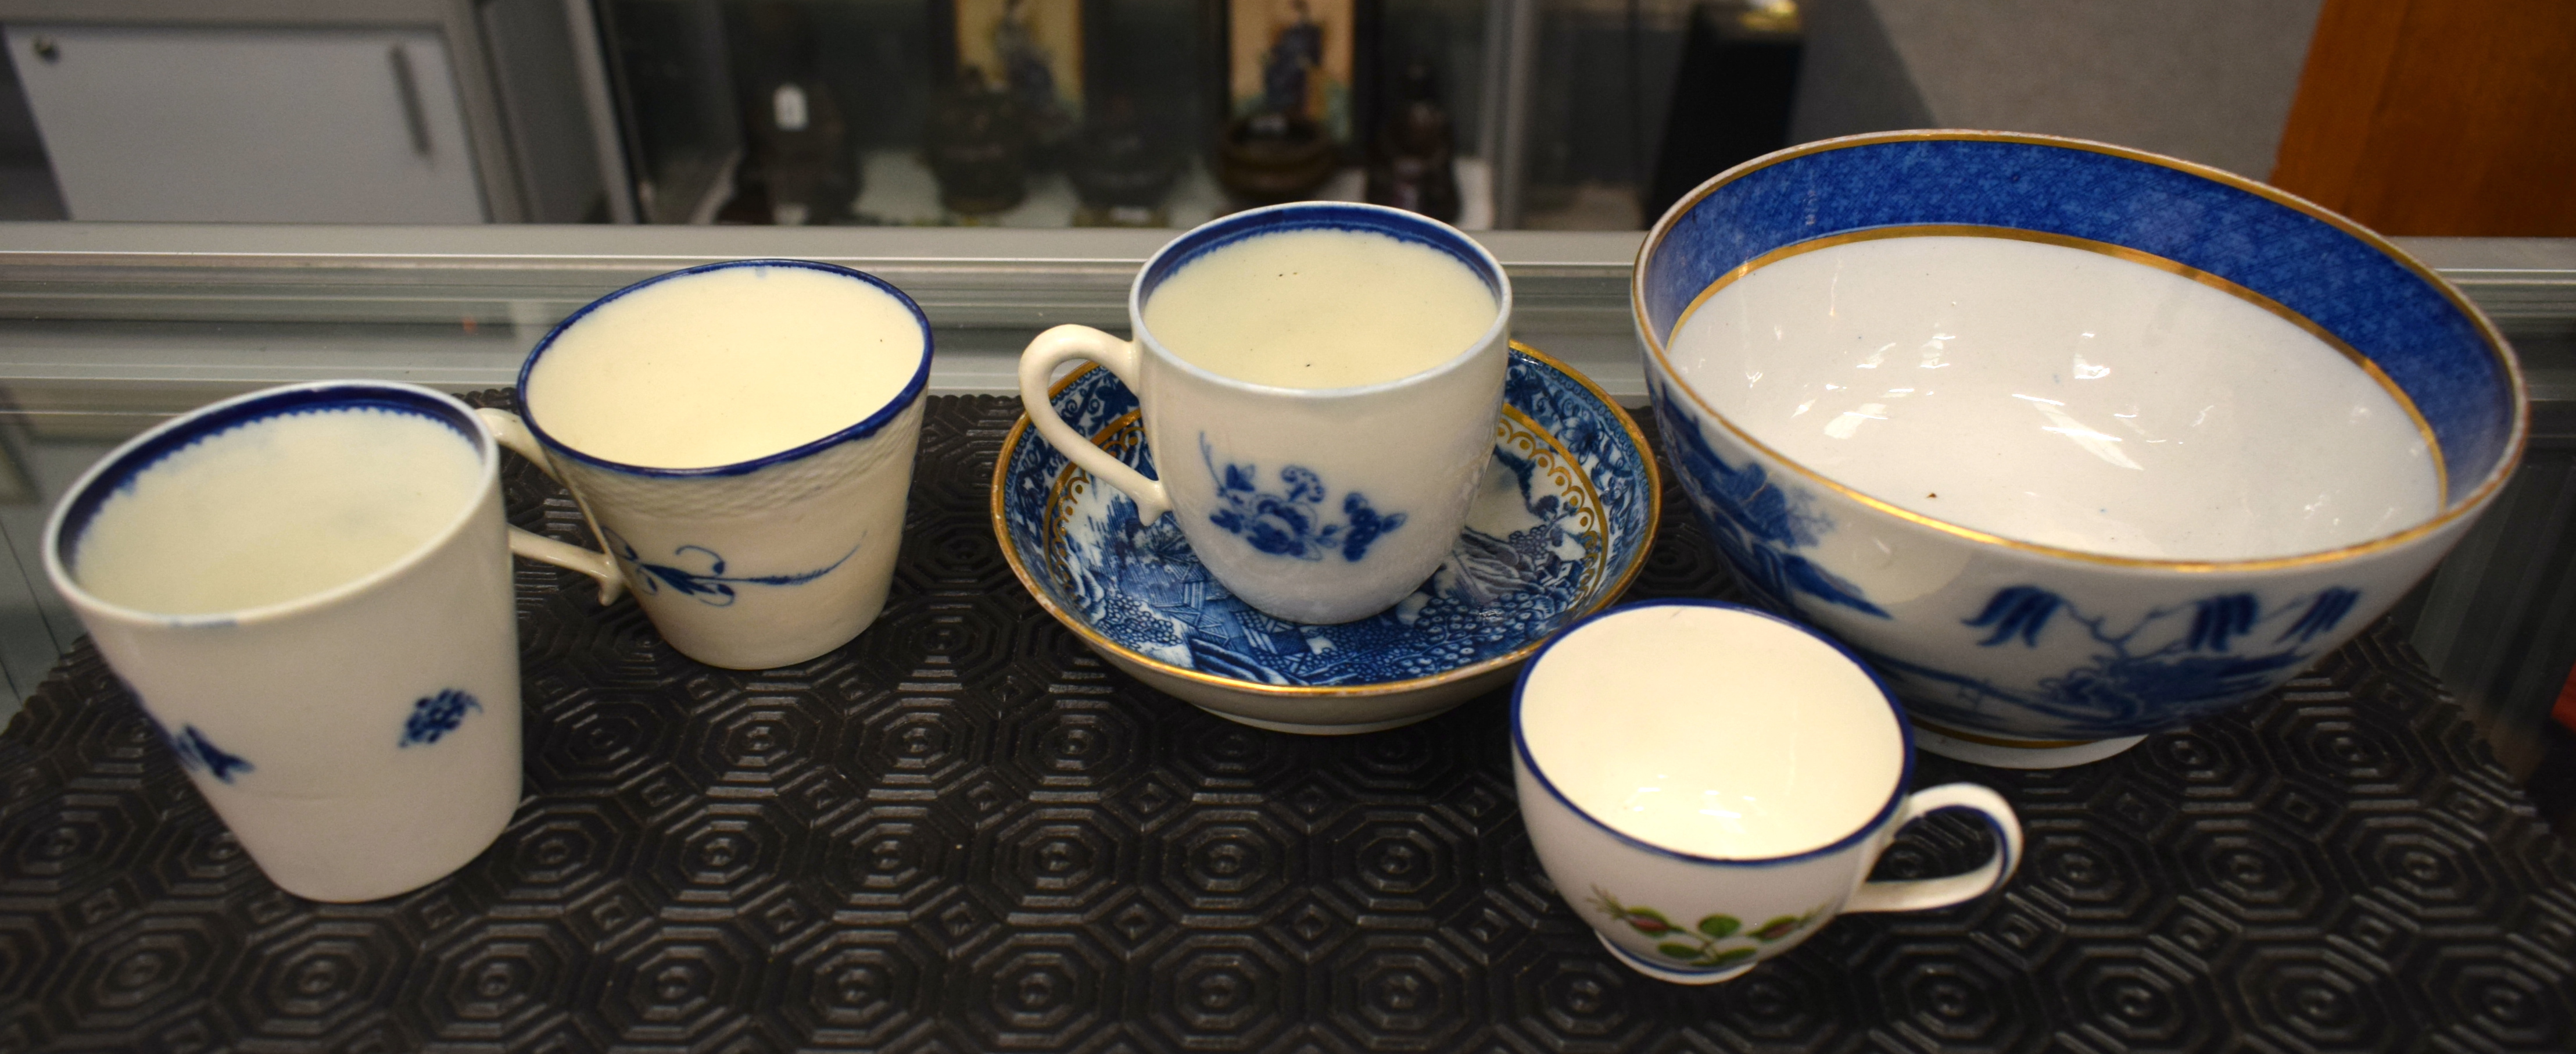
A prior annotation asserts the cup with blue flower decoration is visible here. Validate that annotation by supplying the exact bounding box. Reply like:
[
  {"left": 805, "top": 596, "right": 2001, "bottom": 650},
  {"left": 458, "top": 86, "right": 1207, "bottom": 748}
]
[
  {"left": 42, "top": 381, "right": 628, "bottom": 902},
  {"left": 1016, "top": 201, "right": 1510, "bottom": 624},
  {"left": 1514, "top": 600, "right": 2023, "bottom": 984}
]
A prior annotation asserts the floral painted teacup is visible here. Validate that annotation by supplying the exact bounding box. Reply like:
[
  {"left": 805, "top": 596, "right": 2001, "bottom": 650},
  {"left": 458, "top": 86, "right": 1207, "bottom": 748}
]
[
  {"left": 1513, "top": 600, "right": 2023, "bottom": 984},
  {"left": 1016, "top": 202, "right": 1510, "bottom": 624}
]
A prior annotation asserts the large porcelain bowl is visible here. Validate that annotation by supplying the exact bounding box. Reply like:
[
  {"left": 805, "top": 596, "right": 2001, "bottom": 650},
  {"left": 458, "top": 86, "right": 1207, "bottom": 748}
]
[{"left": 1636, "top": 131, "right": 2526, "bottom": 768}]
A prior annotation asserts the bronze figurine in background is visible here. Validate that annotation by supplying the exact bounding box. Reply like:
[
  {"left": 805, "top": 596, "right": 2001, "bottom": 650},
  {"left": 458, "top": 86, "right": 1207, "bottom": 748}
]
[
  {"left": 925, "top": 66, "right": 1029, "bottom": 216},
  {"left": 1070, "top": 98, "right": 1180, "bottom": 227},
  {"left": 1216, "top": 0, "right": 1338, "bottom": 203},
  {"left": 1365, "top": 60, "right": 1459, "bottom": 222},
  {"left": 719, "top": 2, "right": 858, "bottom": 225}
]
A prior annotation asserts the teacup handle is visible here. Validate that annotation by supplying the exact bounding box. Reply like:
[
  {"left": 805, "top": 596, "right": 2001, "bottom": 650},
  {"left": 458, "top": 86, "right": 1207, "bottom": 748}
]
[
  {"left": 1841, "top": 783, "right": 2023, "bottom": 913},
  {"left": 475, "top": 408, "right": 626, "bottom": 606},
  {"left": 1017, "top": 324, "right": 1173, "bottom": 524}
]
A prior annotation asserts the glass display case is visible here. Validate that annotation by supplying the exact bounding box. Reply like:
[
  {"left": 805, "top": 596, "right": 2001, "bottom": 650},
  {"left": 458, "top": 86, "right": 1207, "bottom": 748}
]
[{"left": 597, "top": 0, "right": 1511, "bottom": 229}]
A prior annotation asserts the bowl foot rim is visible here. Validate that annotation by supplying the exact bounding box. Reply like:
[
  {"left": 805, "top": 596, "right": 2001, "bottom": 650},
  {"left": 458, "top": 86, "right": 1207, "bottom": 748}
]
[{"left": 1912, "top": 720, "right": 2147, "bottom": 769}]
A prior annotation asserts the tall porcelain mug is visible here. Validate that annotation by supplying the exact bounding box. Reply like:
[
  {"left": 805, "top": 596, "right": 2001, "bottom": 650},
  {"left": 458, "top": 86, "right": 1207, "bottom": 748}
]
[
  {"left": 1514, "top": 601, "right": 2023, "bottom": 984},
  {"left": 486, "top": 259, "right": 933, "bottom": 669},
  {"left": 42, "top": 382, "right": 625, "bottom": 903},
  {"left": 1019, "top": 202, "right": 1510, "bottom": 624}
]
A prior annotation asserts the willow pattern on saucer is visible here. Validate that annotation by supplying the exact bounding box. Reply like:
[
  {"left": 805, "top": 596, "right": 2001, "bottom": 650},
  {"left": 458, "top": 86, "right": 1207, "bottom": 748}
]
[{"left": 993, "top": 344, "right": 1658, "bottom": 733}]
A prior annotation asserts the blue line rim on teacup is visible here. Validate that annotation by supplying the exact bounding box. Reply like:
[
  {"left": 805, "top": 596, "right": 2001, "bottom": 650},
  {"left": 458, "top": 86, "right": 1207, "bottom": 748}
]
[
  {"left": 515, "top": 258, "right": 935, "bottom": 479},
  {"left": 1510, "top": 598, "right": 1918, "bottom": 868},
  {"left": 42, "top": 381, "right": 500, "bottom": 629},
  {"left": 1126, "top": 201, "right": 1513, "bottom": 398},
  {"left": 1631, "top": 129, "right": 2530, "bottom": 575}
]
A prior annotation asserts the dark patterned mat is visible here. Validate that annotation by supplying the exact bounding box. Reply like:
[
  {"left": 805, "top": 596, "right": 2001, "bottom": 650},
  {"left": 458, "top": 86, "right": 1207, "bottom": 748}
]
[{"left": 2, "top": 393, "right": 2572, "bottom": 1053}]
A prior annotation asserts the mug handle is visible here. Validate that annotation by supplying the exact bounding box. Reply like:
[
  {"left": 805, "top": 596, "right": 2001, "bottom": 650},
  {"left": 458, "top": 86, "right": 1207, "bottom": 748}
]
[
  {"left": 1841, "top": 783, "right": 2024, "bottom": 913},
  {"left": 1017, "top": 324, "right": 1173, "bottom": 524},
  {"left": 475, "top": 408, "right": 626, "bottom": 606}
]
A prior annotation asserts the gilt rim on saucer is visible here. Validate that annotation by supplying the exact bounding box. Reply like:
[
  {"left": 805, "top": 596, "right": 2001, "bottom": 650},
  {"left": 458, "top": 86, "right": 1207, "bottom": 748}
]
[{"left": 990, "top": 340, "right": 1661, "bottom": 700}]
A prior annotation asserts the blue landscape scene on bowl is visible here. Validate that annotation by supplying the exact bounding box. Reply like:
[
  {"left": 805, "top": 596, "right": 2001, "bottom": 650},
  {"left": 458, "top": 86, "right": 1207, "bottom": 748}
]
[
  {"left": 1639, "top": 135, "right": 2523, "bottom": 746},
  {"left": 1639, "top": 137, "right": 2515, "bottom": 501},
  {"left": 1003, "top": 350, "right": 1651, "bottom": 688}
]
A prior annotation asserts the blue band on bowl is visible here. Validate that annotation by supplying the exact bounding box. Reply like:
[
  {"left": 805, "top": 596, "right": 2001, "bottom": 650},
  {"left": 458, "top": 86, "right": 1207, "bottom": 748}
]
[
  {"left": 1139, "top": 202, "right": 1504, "bottom": 305},
  {"left": 1639, "top": 137, "right": 2514, "bottom": 505},
  {"left": 55, "top": 383, "right": 479, "bottom": 569}
]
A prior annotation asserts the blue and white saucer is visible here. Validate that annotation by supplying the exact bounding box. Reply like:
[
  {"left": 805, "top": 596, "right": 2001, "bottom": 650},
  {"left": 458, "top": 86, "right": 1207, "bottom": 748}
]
[{"left": 994, "top": 344, "right": 1660, "bottom": 734}]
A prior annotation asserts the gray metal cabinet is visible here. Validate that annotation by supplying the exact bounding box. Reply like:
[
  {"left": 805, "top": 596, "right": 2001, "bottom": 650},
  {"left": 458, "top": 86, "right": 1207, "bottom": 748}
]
[{"left": 7, "top": 23, "right": 488, "bottom": 223}]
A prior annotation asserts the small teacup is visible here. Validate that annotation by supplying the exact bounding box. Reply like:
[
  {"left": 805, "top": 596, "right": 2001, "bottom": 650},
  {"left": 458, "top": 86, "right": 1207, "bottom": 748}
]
[
  {"left": 1017, "top": 202, "right": 1510, "bottom": 624},
  {"left": 1513, "top": 600, "right": 2023, "bottom": 984},
  {"left": 487, "top": 259, "right": 933, "bottom": 669},
  {"left": 44, "top": 381, "right": 625, "bottom": 902}
]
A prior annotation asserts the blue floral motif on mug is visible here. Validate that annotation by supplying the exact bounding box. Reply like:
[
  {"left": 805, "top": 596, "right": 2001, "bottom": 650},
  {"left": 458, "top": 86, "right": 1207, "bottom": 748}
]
[
  {"left": 1866, "top": 585, "right": 2363, "bottom": 738},
  {"left": 605, "top": 528, "right": 860, "bottom": 607},
  {"left": 400, "top": 688, "right": 483, "bottom": 747},
  {"left": 142, "top": 710, "right": 253, "bottom": 783},
  {"left": 1200, "top": 435, "right": 1405, "bottom": 563}
]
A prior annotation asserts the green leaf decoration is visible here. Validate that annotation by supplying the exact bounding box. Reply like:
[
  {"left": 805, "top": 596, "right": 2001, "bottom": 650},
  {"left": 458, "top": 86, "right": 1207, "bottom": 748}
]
[
  {"left": 1656, "top": 942, "right": 1701, "bottom": 961},
  {"left": 1710, "top": 947, "right": 1759, "bottom": 968},
  {"left": 1696, "top": 914, "right": 1741, "bottom": 939},
  {"left": 1754, "top": 915, "right": 1802, "bottom": 941}
]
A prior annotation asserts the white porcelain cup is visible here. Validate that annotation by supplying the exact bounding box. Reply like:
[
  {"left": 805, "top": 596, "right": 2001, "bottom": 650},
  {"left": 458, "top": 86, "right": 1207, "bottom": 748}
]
[
  {"left": 1017, "top": 202, "right": 1510, "bottom": 624},
  {"left": 42, "top": 381, "right": 626, "bottom": 902},
  {"left": 1513, "top": 600, "right": 2023, "bottom": 984},
  {"left": 486, "top": 259, "right": 933, "bottom": 670}
]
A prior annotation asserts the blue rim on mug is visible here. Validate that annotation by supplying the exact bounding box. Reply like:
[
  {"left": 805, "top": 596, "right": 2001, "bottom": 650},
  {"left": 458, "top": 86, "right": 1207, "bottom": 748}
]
[
  {"left": 44, "top": 381, "right": 497, "bottom": 627},
  {"left": 1510, "top": 598, "right": 1916, "bottom": 869},
  {"left": 1128, "top": 201, "right": 1512, "bottom": 397},
  {"left": 516, "top": 258, "right": 936, "bottom": 479}
]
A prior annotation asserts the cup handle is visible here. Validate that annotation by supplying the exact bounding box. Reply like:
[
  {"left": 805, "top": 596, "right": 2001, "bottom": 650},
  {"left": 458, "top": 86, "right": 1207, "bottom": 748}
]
[
  {"left": 475, "top": 408, "right": 625, "bottom": 606},
  {"left": 1841, "top": 783, "right": 2023, "bottom": 914},
  {"left": 1017, "top": 323, "right": 1173, "bottom": 524}
]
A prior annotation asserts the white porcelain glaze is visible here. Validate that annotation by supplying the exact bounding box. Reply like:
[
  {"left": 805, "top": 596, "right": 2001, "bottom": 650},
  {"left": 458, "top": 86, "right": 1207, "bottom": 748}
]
[
  {"left": 72, "top": 407, "right": 485, "bottom": 614},
  {"left": 1514, "top": 601, "right": 2022, "bottom": 984},
  {"left": 1141, "top": 227, "right": 1497, "bottom": 388},
  {"left": 1017, "top": 202, "right": 1510, "bottom": 625},
  {"left": 496, "top": 259, "right": 933, "bottom": 670},
  {"left": 526, "top": 263, "right": 923, "bottom": 469},
  {"left": 1668, "top": 234, "right": 2438, "bottom": 561},
  {"left": 1635, "top": 133, "right": 2527, "bottom": 767},
  {"left": 42, "top": 382, "right": 621, "bottom": 902}
]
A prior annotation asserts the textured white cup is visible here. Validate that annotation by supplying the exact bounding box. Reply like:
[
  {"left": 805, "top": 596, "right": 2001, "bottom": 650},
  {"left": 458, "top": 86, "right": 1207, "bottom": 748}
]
[
  {"left": 1017, "top": 202, "right": 1510, "bottom": 624},
  {"left": 488, "top": 259, "right": 932, "bottom": 670},
  {"left": 1514, "top": 600, "right": 2023, "bottom": 984},
  {"left": 43, "top": 381, "right": 623, "bottom": 902}
]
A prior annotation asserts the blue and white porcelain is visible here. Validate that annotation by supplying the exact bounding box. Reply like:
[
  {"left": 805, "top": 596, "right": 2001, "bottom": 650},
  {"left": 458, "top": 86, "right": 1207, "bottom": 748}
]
[
  {"left": 1016, "top": 201, "right": 1510, "bottom": 625},
  {"left": 42, "top": 382, "right": 615, "bottom": 902},
  {"left": 995, "top": 344, "right": 1658, "bottom": 734},
  {"left": 1637, "top": 131, "right": 2527, "bottom": 768},
  {"left": 490, "top": 259, "right": 933, "bottom": 670},
  {"left": 1515, "top": 601, "right": 2020, "bottom": 984}
]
